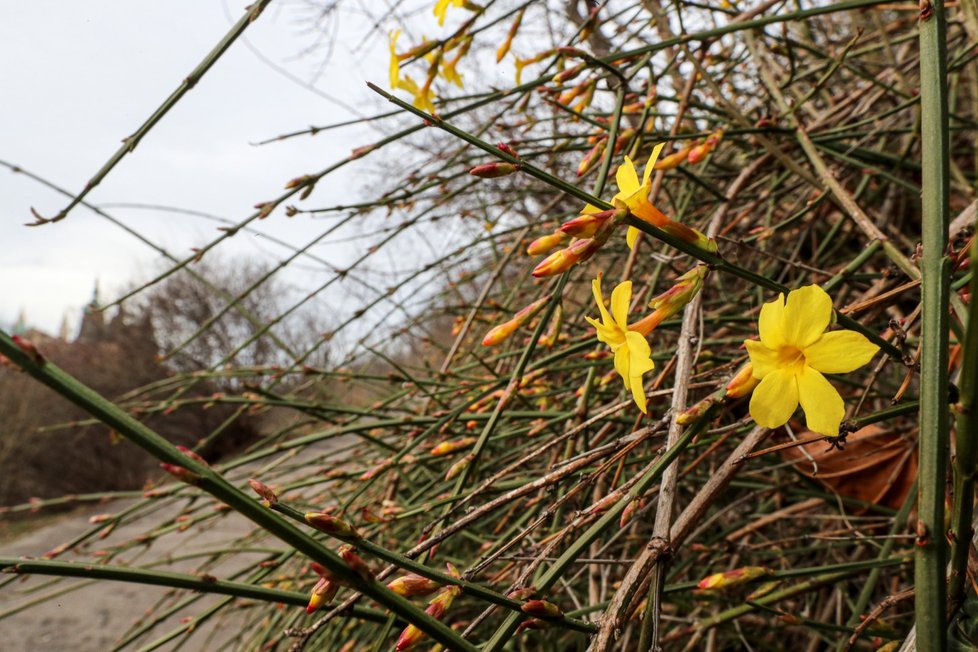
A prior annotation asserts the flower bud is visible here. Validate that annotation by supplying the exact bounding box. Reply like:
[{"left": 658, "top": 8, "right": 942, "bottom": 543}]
[
  {"left": 445, "top": 453, "right": 475, "bottom": 480},
  {"left": 725, "top": 363, "right": 759, "bottom": 399},
  {"left": 176, "top": 445, "right": 208, "bottom": 466},
  {"left": 676, "top": 392, "right": 721, "bottom": 425},
  {"left": 304, "top": 512, "right": 360, "bottom": 539},
  {"left": 306, "top": 576, "right": 339, "bottom": 613},
  {"left": 517, "top": 618, "right": 549, "bottom": 631},
  {"left": 526, "top": 231, "right": 568, "bottom": 256},
  {"left": 653, "top": 145, "right": 695, "bottom": 171},
  {"left": 159, "top": 463, "right": 201, "bottom": 486},
  {"left": 11, "top": 335, "right": 45, "bottom": 365},
  {"left": 507, "top": 587, "right": 539, "bottom": 601},
  {"left": 521, "top": 599, "right": 562, "bottom": 618},
  {"left": 339, "top": 544, "right": 374, "bottom": 581},
  {"left": 482, "top": 295, "right": 551, "bottom": 346},
  {"left": 697, "top": 566, "right": 772, "bottom": 590},
  {"left": 559, "top": 209, "right": 615, "bottom": 238},
  {"left": 496, "top": 9, "right": 524, "bottom": 63},
  {"left": 687, "top": 129, "right": 724, "bottom": 164},
  {"left": 577, "top": 138, "right": 607, "bottom": 177},
  {"left": 469, "top": 162, "right": 519, "bottom": 178},
  {"left": 430, "top": 437, "right": 477, "bottom": 456},
  {"left": 248, "top": 478, "right": 278, "bottom": 506},
  {"left": 531, "top": 238, "right": 599, "bottom": 277},
  {"left": 387, "top": 574, "right": 441, "bottom": 597},
  {"left": 496, "top": 141, "right": 520, "bottom": 158}
]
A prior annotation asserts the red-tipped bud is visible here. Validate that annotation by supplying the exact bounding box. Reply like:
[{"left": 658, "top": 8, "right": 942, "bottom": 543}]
[
  {"left": 306, "top": 576, "right": 339, "bottom": 613},
  {"left": 338, "top": 544, "right": 374, "bottom": 581},
  {"left": 659, "top": 219, "right": 718, "bottom": 253},
  {"left": 725, "top": 363, "right": 759, "bottom": 399},
  {"left": 387, "top": 574, "right": 441, "bottom": 597},
  {"left": 482, "top": 295, "right": 551, "bottom": 346},
  {"left": 304, "top": 512, "right": 360, "bottom": 539},
  {"left": 11, "top": 335, "right": 45, "bottom": 365},
  {"left": 676, "top": 392, "right": 721, "bottom": 425},
  {"left": 469, "top": 162, "right": 519, "bottom": 178},
  {"left": 248, "top": 478, "right": 278, "bottom": 506},
  {"left": 496, "top": 142, "right": 520, "bottom": 158},
  {"left": 521, "top": 599, "right": 562, "bottom": 618},
  {"left": 531, "top": 238, "right": 599, "bottom": 278},
  {"left": 552, "top": 62, "right": 586, "bottom": 85},
  {"left": 517, "top": 618, "right": 550, "bottom": 632},
  {"left": 647, "top": 264, "right": 709, "bottom": 318},
  {"left": 395, "top": 625, "right": 425, "bottom": 651},
  {"left": 697, "top": 566, "right": 772, "bottom": 590},
  {"left": 176, "top": 445, "right": 208, "bottom": 466},
  {"left": 507, "top": 586, "right": 540, "bottom": 601},
  {"left": 559, "top": 209, "right": 617, "bottom": 239},
  {"left": 526, "top": 231, "right": 568, "bottom": 256},
  {"left": 430, "top": 437, "right": 477, "bottom": 456},
  {"left": 159, "top": 463, "right": 201, "bottom": 486}
]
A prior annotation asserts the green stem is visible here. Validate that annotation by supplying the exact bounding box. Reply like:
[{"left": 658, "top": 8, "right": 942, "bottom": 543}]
[
  {"left": 916, "top": 0, "right": 952, "bottom": 648},
  {"left": 0, "top": 329, "right": 477, "bottom": 652}
]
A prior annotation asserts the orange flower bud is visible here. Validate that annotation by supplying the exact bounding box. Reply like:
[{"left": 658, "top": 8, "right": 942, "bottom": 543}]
[
  {"left": 496, "top": 8, "right": 524, "bottom": 63},
  {"left": 687, "top": 129, "right": 724, "bottom": 164},
  {"left": 531, "top": 238, "right": 599, "bottom": 277},
  {"left": 577, "top": 138, "right": 608, "bottom": 177},
  {"left": 521, "top": 599, "right": 562, "bottom": 618},
  {"left": 482, "top": 295, "right": 552, "bottom": 346},
  {"left": 659, "top": 219, "right": 718, "bottom": 253},
  {"left": 430, "top": 437, "right": 477, "bottom": 456},
  {"left": 653, "top": 145, "right": 695, "bottom": 171},
  {"left": 559, "top": 209, "right": 615, "bottom": 238},
  {"left": 697, "top": 566, "right": 772, "bottom": 590},
  {"left": 304, "top": 512, "right": 360, "bottom": 539},
  {"left": 469, "top": 162, "right": 519, "bottom": 178},
  {"left": 552, "top": 62, "right": 586, "bottom": 84},
  {"left": 387, "top": 574, "right": 441, "bottom": 597},
  {"left": 526, "top": 231, "right": 568, "bottom": 256},
  {"left": 725, "top": 363, "right": 759, "bottom": 398},
  {"left": 248, "top": 478, "right": 278, "bottom": 506}
]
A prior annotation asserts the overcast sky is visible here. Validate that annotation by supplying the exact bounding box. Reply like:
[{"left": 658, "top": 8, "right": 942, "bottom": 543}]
[{"left": 0, "top": 1, "right": 405, "bottom": 334}]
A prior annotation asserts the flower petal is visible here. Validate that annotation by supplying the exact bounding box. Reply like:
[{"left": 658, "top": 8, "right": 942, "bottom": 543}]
[
  {"left": 626, "top": 226, "right": 639, "bottom": 250},
  {"left": 782, "top": 284, "right": 833, "bottom": 348},
  {"left": 585, "top": 316, "right": 623, "bottom": 349},
  {"left": 797, "top": 366, "right": 845, "bottom": 436},
  {"left": 614, "top": 342, "right": 631, "bottom": 387},
  {"left": 744, "top": 339, "right": 780, "bottom": 378},
  {"left": 591, "top": 276, "right": 613, "bottom": 327},
  {"left": 625, "top": 331, "right": 654, "bottom": 373},
  {"left": 610, "top": 281, "right": 632, "bottom": 331},
  {"left": 748, "top": 369, "right": 799, "bottom": 429},
  {"left": 804, "top": 330, "right": 880, "bottom": 374},
  {"left": 616, "top": 156, "right": 640, "bottom": 195},
  {"left": 641, "top": 143, "right": 665, "bottom": 185},
  {"left": 758, "top": 293, "right": 786, "bottom": 349}
]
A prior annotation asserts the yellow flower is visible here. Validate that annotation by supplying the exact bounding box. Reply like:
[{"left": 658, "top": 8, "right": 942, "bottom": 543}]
[
  {"left": 388, "top": 30, "right": 402, "bottom": 89},
  {"left": 744, "top": 285, "right": 879, "bottom": 436},
  {"left": 433, "top": 0, "right": 464, "bottom": 26},
  {"left": 585, "top": 275, "right": 655, "bottom": 413}
]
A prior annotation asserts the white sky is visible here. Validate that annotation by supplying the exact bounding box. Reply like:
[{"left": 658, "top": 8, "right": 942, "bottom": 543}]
[{"left": 0, "top": 1, "right": 406, "bottom": 334}]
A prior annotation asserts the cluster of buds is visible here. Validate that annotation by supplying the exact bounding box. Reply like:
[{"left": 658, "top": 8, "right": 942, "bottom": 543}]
[
  {"left": 304, "top": 511, "right": 361, "bottom": 539},
  {"left": 696, "top": 565, "right": 773, "bottom": 591},
  {"left": 395, "top": 566, "right": 462, "bottom": 651},
  {"left": 482, "top": 294, "right": 551, "bottom": 347},
  {"left": 531, "top": 206, "right": 628, "bottom": 278}
]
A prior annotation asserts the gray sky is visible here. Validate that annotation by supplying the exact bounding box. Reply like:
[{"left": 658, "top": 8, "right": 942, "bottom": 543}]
[{"left": 1, "top": 1, "right": 397, "bottom": 333}]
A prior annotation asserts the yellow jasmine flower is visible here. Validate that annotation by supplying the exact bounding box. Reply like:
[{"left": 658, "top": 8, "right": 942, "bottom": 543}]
[
  {"left": 613, "top": 144, "right": 667, "bottom": 249},
  {"left": 433, "top": 0, "right": 464, "bottom": 26},
  {"left": 388, "top": 30, "right": 402, "bottom": 89},
  {"left": 744, "top": 285, "right": 880, "bottom": 436},
  {"left": 585, "top": 275, "right": 655, "bottom": 413}
]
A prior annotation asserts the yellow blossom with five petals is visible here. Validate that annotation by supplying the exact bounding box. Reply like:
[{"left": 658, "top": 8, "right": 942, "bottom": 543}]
[
  {"left": 585, "top": 275, "right": 655, "bottom": 413},
  {"left": 744, "top": 285, "right": 879, "bottom": 436}
]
